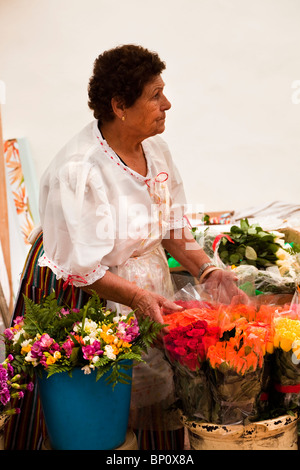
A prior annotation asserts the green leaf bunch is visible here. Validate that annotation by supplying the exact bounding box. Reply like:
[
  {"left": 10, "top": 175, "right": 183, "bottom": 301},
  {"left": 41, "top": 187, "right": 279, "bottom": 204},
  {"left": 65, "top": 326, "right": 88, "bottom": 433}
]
[{"left": 217, "top": 218, "right": 285, "bottom": 270}]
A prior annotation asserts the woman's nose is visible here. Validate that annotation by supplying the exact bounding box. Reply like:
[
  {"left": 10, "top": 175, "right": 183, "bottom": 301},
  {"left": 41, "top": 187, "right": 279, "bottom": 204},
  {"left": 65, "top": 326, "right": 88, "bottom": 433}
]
[{"left": 162, "top": 94, "right": 171, "bottom": 111}]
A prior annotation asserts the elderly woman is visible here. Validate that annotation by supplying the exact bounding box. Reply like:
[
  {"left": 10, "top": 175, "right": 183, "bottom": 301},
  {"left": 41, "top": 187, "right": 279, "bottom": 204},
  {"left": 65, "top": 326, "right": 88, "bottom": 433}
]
[{"left": 5, "top": 44, "right": 245, "bottom": 450}]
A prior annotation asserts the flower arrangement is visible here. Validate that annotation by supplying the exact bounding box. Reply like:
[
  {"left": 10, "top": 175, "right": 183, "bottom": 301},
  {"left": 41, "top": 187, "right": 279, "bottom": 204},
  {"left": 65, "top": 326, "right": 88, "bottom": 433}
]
[
  {"left": 163, "top": 298, "right": 300, "bottom": 425},
  {"left": 2, "top": 292, "right": 164, "bottom": 389}
]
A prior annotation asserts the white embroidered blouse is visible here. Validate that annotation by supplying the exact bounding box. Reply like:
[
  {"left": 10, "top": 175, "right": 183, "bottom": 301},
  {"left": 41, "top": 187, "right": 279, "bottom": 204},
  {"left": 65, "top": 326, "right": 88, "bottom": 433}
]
[{"left": 38, "top": 120, "right": 187, "bottom": 287}]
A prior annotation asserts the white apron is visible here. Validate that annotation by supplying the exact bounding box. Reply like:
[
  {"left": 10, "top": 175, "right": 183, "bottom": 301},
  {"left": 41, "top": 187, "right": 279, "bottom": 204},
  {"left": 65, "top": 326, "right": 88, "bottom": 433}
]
[{"left": 108, "top": 175, "right": 182, "bottom": 431}]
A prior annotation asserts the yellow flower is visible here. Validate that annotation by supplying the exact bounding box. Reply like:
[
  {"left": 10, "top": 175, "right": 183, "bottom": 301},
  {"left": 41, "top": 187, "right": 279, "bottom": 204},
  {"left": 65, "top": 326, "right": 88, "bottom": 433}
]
[
  {"left": 45, "top": 351, "right": 61, "bottom": 365},
  {"left": 21, "top": 344, "right": 31, "bottom": 355},
  {"left": 274, "top": 318, "right": 300, "bottom": 352},
  {"left": 280, "top": 337, "right": 293, "bottom": 352},
  {"left": 45, "top": 354, "right": 56, "bottom": 365}
]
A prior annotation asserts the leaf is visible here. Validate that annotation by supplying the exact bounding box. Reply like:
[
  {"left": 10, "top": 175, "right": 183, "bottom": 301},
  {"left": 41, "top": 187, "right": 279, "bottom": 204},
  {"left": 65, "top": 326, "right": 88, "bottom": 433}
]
[
  {"left": 240, "top": 219, "right": 250, "bottom": 232},
  {"left": 245, "top": 246, "right": 257, "bottom": 260},
  {"left": 229, "top": 253, "right": 240, "bottom": 264}
]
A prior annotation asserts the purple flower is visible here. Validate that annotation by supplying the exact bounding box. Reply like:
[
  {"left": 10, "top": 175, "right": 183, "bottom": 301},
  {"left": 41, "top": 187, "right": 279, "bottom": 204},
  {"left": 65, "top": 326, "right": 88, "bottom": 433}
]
[
  {"left": 116, "top": 317, "right": 139, "bottom": 343},
  {"left": 82, "top": 341, "right": 103, "bottom": 360},
  {"left": 27, "top": 382, "right": 34, "bottom": 392},
  {"left": 60, "top": 308, "right": 70, "bottom": 316},
  {"left": 3, "top": 328, "right": 14, "bottom": 341}
]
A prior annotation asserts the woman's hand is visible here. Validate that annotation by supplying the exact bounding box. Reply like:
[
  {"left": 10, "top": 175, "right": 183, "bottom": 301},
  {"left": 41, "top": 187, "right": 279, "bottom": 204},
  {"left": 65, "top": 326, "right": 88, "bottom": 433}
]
[
  {"left": 130, "top": 288, "right": 182, "bottom": 326},
  {"left": 202, "top": 268, "right": 248, "bottom": 305}
]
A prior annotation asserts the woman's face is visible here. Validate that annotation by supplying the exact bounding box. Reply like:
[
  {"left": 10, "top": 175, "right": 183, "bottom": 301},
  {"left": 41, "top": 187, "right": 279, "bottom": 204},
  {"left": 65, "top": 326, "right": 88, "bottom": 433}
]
[{"left": 124, "top": 75, "right": 171, "bottom": 140}]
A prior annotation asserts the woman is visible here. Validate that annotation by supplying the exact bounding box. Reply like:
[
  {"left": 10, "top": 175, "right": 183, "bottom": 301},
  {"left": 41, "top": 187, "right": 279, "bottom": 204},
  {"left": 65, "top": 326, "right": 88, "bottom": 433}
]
[{"left": 5, "top": 44, "right": 245, "bottom": 450}]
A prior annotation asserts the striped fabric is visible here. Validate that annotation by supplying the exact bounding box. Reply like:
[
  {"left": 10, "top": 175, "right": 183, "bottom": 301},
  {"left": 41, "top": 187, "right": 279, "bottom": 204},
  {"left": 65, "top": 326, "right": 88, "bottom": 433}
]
[{"left": 4, "top": 232, "right": 90, "bottom": 450}]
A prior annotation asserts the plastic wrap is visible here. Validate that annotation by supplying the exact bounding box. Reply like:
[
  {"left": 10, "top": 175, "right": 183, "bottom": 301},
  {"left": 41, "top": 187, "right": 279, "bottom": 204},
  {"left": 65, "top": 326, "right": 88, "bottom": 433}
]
[
  {"left": 271, "top": 289, "right": 300, "bottom": 413},
  {"left": 196, "top": 222, "right": 300, "bottom": 295},
  {"left": 162, "top": 284, "right": 269, "bottom": 425}
]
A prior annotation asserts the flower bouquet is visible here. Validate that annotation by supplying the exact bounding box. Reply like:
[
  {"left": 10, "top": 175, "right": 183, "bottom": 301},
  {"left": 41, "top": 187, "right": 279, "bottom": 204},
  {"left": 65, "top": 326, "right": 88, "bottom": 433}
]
[
  {"left": 163, "top": 318, "right": 220, "bottom": 422},
  {"left": 271, "top": 313, "right": 300, "bottom": 412},
  {"left": 163, "top": 301, "right": 276, "bottom": 426},
  {"left": 207, "top": 324, "right": 266, "bottom": 425},
  {"left": 2, "top": 291, "right": 164, "bottom": 388}
]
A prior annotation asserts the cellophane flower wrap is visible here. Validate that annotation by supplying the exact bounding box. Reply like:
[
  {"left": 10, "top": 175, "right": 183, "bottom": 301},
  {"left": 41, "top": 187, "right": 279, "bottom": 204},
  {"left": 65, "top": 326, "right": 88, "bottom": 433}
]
[
  {"left": 206, "top": 319, "right": 266, "bottom": 425},
  {"left": 163, "top": 298, "right": 278, "bottom": 425},
  {"left": 271, "top": 291, "right": 300, "bottom": 412},
  {"left": 2, "top": 292, "right": 164, "bottom": 389},
  {"left": 163, "top": 308, "right": 220, "bottom": 422}
]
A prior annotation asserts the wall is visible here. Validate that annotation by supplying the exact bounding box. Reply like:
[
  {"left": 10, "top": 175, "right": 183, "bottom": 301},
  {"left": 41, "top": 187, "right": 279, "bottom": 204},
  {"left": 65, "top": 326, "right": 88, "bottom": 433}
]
[{"left": 1, "top": 0, "right": 300, "bottom": 212}]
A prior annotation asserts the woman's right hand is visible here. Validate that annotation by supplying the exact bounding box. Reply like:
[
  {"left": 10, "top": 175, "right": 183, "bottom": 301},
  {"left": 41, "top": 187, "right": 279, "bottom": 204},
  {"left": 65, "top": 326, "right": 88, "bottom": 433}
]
[{"left": 130, "top": 288, "right": 182, "bottom": 327}]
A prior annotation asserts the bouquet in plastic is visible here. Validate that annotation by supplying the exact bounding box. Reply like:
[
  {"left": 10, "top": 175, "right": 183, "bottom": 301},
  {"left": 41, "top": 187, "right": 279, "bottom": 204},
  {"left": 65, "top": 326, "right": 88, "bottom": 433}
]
[
  {"left": 271, "top": 292, "right": 300, "bottom": 412},
  {"left": 206, "top": 322, "right": 266, "bottom": 424},
  {"left": 163, "top": 287, "right": 282, "bottom": 425},
  {"left": 163, "top": 316, "right": 219, "bottom": 422}
]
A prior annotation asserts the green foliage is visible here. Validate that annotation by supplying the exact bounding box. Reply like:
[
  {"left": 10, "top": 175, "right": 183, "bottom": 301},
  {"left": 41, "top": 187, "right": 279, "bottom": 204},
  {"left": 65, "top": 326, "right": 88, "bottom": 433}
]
[
  {"left": 5, "top": 290, "right": 165, "bottom": 389},
  {"left": 133, "top": 314, "right": 166, "bottom": 352},
  {"left": 217, "top": 218, "right": 285, "bottom": 270}
]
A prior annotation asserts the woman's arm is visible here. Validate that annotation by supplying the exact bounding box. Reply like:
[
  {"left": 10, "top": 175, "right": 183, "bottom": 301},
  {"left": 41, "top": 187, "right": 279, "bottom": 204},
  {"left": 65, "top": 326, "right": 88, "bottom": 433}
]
[
  {"left": 83, "top": 270, "right": 182, "bottom": 325},
  {"left": 162, "top": 226, "right": 248, "bottom": 304},
  {"left": 162, "top": 226, "right": 213, "bottom": 278}
]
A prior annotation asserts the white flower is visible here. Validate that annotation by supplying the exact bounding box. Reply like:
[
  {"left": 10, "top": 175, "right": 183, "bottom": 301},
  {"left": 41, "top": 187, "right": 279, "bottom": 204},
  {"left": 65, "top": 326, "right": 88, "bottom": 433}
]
[
  {"left": 276, "top": 247, "right": 290, "bottom": 261},
  {"left": 25, "top": 351, "right": 38, "bottom": 366},
  {"left": 21, "top": 339, "right": 32, "bottom": 348},
  {"left": 13, "top": 328, "right": 26, "bottom": 345},
  {"left": 81, "top": 365, "right": 92, "bottom": 375},
  {"left": 83, "top": 320, "right": 98, "bottom": 334},
  {"left": 104, "top": 345, "right": 116, "bottom": 360}
]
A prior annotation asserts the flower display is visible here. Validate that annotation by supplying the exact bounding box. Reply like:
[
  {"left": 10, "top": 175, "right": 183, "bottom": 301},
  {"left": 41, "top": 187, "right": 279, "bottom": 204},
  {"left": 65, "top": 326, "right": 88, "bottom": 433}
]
[
  {"left": 163, "top": 319, "right": 220, "bottom": 422},
  {"left": 163, "top": 297, "right": 300, "bottom": 425},
  {"left": 2, "top": 292, "right": 164, "bottom": 389}
]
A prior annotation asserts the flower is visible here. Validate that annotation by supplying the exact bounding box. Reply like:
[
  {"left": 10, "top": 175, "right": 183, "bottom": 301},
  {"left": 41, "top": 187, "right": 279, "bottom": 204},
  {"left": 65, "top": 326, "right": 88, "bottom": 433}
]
[
  {"left": 2, "top": 291, "right": 164, "bottom": 388},
  {"left": 164, "top": 320, "right": 220, "bottom": 371},
  {"left": 0, "top": 356, "right": 34, "bottom": 417}
]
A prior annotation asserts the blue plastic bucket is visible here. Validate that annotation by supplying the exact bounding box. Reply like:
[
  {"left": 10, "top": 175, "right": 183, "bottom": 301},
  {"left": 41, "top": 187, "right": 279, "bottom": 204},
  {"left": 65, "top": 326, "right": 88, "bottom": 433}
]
[{"left": 37, "top": 362, "right": 132, "bottom": 450}]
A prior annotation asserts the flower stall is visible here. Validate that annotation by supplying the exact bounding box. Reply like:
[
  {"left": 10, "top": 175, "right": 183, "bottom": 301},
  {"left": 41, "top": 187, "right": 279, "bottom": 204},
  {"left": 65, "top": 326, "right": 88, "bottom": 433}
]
[
  {"left": 0, "top": 291, "right": 163, "bottom": 450},
  {"left": 163, "top": 294, "right": 300, "bottom": 450}
]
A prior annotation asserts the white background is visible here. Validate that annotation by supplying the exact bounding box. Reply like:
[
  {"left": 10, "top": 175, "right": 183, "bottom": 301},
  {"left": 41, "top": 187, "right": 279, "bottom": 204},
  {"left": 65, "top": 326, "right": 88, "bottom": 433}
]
[{"left": 1, "top": 0, "right": 300, "bottom": 212}]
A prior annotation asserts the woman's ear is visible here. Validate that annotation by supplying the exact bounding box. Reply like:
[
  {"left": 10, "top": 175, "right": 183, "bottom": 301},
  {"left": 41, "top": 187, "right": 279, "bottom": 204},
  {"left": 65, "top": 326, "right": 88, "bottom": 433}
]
[{"left": 111, "top": 96, "right": 126, "bottom": 121}]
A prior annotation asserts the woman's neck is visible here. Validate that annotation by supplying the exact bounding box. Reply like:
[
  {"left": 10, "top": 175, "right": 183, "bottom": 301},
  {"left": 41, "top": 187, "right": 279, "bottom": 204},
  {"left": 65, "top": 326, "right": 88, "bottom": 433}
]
[{"left": 99, "top": 120, "right": 147, "bottom": 176}]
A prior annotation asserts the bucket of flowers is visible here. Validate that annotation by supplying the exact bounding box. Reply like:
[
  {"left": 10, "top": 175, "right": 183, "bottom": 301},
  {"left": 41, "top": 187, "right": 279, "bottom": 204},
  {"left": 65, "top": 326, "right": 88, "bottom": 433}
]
[{"left": 1, "top": 291, "right": 164, "bottom": 450}]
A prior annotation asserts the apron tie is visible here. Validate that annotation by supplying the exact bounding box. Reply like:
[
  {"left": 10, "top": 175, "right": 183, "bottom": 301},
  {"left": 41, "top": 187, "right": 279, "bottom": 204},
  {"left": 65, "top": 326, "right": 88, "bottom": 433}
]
[{"left": 63, "top": 274, "right": 88, "bottom": 308}]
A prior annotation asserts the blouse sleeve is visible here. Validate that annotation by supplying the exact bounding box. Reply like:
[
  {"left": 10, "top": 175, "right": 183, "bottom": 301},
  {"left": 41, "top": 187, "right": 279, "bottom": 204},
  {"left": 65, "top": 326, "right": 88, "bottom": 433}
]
[{"left": 38, "top": 159, "right": 115, "bottom": 287}]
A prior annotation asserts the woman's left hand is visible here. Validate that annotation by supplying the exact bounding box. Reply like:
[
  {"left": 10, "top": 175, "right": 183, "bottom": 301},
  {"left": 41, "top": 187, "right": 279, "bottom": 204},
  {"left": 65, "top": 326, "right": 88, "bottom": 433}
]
[{"left": 202, "top": 268, "right": 248, "bottom": 305}]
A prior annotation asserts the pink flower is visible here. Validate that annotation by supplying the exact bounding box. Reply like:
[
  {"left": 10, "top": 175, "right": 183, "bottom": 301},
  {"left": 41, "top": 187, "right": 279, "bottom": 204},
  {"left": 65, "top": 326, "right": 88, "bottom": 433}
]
[
  {"left": 82, "top": 341, "right": 103, "bottom": 360},
  {"left": 62, "top": 338, "right": 74, "bottom": 357}
]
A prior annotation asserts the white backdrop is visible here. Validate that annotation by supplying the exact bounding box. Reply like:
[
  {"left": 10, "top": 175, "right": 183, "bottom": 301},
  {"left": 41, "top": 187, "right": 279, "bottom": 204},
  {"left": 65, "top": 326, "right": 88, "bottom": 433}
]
[{"left": 1, "top": 0, "right": 300, "bottom": 212}]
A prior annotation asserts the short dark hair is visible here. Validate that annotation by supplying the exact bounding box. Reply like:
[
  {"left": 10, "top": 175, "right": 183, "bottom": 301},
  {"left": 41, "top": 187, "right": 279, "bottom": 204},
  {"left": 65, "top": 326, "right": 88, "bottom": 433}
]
[{"left": 88, "top": 44, "right": 166, "bottom": 123}]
